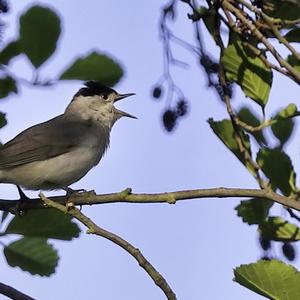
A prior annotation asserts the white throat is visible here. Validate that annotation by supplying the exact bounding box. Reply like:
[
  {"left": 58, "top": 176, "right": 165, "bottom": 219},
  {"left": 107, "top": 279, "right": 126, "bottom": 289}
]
[{"left": 65, "top": 95, "right": 117, "bottom": 129}]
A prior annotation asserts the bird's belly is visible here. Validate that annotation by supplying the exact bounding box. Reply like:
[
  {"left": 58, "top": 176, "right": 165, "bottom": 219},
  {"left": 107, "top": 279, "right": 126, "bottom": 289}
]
[{"left": 0, "top": 147, "right": 102, "bottom": 190}]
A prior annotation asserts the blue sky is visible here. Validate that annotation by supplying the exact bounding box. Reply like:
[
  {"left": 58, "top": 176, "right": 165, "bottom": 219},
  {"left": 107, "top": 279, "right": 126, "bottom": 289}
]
[{"left": 1, "top": 1, "right": 298, "bottom": 299}]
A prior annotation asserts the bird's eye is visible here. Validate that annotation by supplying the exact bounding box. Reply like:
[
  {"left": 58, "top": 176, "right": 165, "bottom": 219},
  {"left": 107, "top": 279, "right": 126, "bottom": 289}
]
[{"left": 102, "top": 94, "right": 108, "bottom": 101}]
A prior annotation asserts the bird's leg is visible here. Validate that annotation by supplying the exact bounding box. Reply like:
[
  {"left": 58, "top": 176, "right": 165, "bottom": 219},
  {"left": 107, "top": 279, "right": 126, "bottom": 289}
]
[
  {"left": 15, "top": 185, "right": 33, "bottom": 215},
  {"left": 17, "top": 185, "right": 30, "bottom": 201},
  {"left": 62, "top": 186, "right": 86, "bottom": 210},
  {"left": 62, "top": 186, "right": 86, "bottom": 197}
]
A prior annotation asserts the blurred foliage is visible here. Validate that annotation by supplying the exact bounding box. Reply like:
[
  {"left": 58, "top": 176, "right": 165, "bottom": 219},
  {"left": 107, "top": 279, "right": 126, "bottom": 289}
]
[
  {"left": 1, "top": 209, "right": 80, "bottom": 275},
  {"left": 60, "top": 52, "right": 123, "bottom": 86},
  {"left": 237, "top": 107, "right": 267, "bottom": 145},
  {"left": 235, "top": 198, "right": 273, "bottom": 225},
  {"left": 19, "top": 6, "right": 61, "bottom": 68},
  {"left": 0, "top": 76, "right": 17, "bottom": 98},
  {"left": 5, "top": 209, "right": 80, "bottom": 240},
  {"left": 0, "top": 4, "right": 123, "bottom": 96},
  {"left": 208, "top": 118, "right": 255, "bottom": 175},
  {"left": 259, "top": 217, "right": 300, "bottom": 242},
  {"left": 4, "top": 237, "right": 58, "bottom": 276},
  {"left": 257, "top": 148, "right": 296, "bottom": 196}
]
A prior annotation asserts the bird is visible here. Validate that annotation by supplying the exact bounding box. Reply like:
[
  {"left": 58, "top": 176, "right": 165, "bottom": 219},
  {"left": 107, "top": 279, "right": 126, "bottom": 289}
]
[{"left": 0, "top": 81, "right": 136, "bottom": 194}]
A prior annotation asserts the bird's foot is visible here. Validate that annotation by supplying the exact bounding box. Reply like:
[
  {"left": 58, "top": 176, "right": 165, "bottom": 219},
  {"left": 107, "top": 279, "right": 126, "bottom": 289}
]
[
  {"left": 62, "top": 187, "right": 86, "bottom": 197},
  {"left": 16, "top": 185, "right": 37, "bottom": 215},
  {"left": 17, "top": 185, "right": 30, "bottom": 202},
  {"left": 62, "top": 187, "right": 86, "bottom": 210}
]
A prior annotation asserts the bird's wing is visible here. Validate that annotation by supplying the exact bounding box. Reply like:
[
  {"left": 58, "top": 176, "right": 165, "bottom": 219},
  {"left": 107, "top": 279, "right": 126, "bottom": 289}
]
[{"left": 0, "top": 115, "right": 91, "bottom": 169}]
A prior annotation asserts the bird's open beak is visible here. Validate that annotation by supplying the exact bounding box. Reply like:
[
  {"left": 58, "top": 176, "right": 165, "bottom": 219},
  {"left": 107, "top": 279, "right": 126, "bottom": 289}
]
[
  {"left": 114, "top": 92, "right": 137, "bottom": 119},
  {"left": 115, "top": 93, "right": 136, "bottom": 102}
]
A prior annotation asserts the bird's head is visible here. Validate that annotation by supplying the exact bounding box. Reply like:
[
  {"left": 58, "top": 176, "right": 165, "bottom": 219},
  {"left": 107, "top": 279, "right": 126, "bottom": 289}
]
[{"left": 65, "top": 81, "right": 136, "bottom": 128}]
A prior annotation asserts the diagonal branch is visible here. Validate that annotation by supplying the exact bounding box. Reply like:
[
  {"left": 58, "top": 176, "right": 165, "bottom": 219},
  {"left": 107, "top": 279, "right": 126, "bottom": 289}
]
[
  {"left": 39, "top": 193, "right": 177, "bottom": 300},
  {"left": 0, "top": 282, "right": 35, "bottom": 300}
]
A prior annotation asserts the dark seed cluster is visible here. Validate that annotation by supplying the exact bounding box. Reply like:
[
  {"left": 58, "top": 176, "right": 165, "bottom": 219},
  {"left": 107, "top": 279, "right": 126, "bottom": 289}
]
[
  {"left": 200, "top": 55, "right": 219, "bottom": 74},
  {"left": 152, "top": 86, "right": 162, "bottom": 99},
  {"left": 162, "top": 99, "right": 188, "bottom": 132},
  {"left": 259, "top": 236, "right": 297, "bottom": 262},
  {"left": 0, "top": 0, "right": 8, "bottom": 13},
  {"left": 259, "top": 236, "right": 271, "bottom": 251},
  {"left": 282, "top": 243, "right": 296, "bottom": 261}
]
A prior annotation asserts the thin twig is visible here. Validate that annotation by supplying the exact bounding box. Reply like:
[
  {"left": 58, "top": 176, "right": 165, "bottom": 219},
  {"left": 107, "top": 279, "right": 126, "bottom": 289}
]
[
  {"left": 0, "top": 282, "right": 35, "bottom": 300},
  {"left": 243, "top": 42, "right": 292, "bottom": 79},
  {"left": 210, "top": 12, "right": 266, "bottom": 187},
  {"left": 236, "top": 0, "right": 300, "bottom": 62},
  {"left": 221, "top": 10, "right": 295, "bottom": 80},
  {"left": 287, "top": 208, "right": 300, "bottom": 223},
  {"left": 39, "top": 193, "right": 177, "bottom": 300},
  {"left": 222, "top": 0, "right": 300, "bottom": 84},
  {"left": 231, "top": 114, "right": 276, "bottom": 133},
  {"left": 218, "top": 57, "right": 265, "bottom": 186},
  {"left": 159, "top": 3, "right": 187, "bottom": 105}
]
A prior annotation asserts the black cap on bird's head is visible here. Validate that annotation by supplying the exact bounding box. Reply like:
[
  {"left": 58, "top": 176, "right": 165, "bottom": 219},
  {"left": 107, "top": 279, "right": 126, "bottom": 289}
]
[
  {"left": 72, "top": 81, "right": 136, "bottom": 119},
  {"left": 73, "top": 81, "right": 117, "bottom": 99},
  {"left": 75, "top": 81, "right": 135, "bottom": 101}
]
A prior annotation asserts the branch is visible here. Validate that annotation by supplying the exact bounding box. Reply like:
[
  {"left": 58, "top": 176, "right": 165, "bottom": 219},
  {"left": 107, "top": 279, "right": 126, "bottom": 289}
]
[
  {"left": 0, "top": 282, "right": 35, "bottom": 300},
  {"left": 221, "top": 11, "right": 295, "bottom": 80},
  {"left": 222, "top": 0, "right": 300, "bottom": 84},
  {"left": 214, "top": 28, "right": 265, "bottom": 187},
  {"left": 236, "top": 0, "right": 300, "bottom": 62},
  {"left": 1, "top": 187, "right": 300, "bottom": 212},
  {"left": 287, "top": 208, "right": 300, "bottom": 223},
  {"left": 230, "top": 114, "right": 276, "bottom": 133},
  {"left": 39, "top": 193, "right": 177, "bottom": 300}
]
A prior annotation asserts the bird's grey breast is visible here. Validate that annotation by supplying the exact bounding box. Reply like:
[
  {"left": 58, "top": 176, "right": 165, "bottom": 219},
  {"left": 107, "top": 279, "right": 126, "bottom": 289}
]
[{"left": 80, "top": 123, "right": 110, "bottom": 166}]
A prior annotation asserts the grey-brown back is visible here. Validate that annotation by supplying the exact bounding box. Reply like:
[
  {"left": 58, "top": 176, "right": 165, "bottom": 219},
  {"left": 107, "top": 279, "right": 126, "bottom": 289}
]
[{"left": 0, "top": 115, "right": 110, "bottom": 169}]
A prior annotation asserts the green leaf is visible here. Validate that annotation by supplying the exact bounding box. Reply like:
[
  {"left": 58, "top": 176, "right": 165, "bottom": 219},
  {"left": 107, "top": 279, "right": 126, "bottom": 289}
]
[
  {"left": 271, "top": 104, "right": 298, "bottom": 145},
  {"left": 4, "top": 237, "right": 58, "bottom": 276},
  {"left": 221, "top": 41, "right": 272, "bottom": 107},
  {"left": 257, "top": 148, "right": 295, "bottom": 196},
  {"left": 60, "top": 52, "right": 123, "bottom": 86},
  {"left": 19, "top": 5, "right": 61, "bottom": 68},
  {"left": 259, "top": 216, "right": 300, "bottom": 242},
  {"left": 285, "top": 28, "right": 300, "bottom": 43},
  {"left": 0, "top": 112, "right": 7, "bottom": 128},
  {"left": 234, "top": 260, "right": 300, "bottom": 299},
  {"left": 0, "top": 77, "right": 18, "bottom": 99},
  {"left": 287, "top": 54, "right": 300, "bottom": 72},
  {"left": 261, "top": 0, "right": 300, "bottom": 21},
  {"left": 237, "top": 107, "right": 267, "bottom": 145},
  {"left": 5, "top": 209, "right": 80, "bottom": 240},
  {"left": 0, "top": 40, "right": 21, "bottom": 65},
  {"left": 271, "top": 118, "right": 294, "bottom": 146},
  {"left": 235, "top": 198, "right": 273, "bottom": 225},
  {"left": 5, "top": 208, "right": 80, "bottom": 240},
  {"left": 208, "top": 118, "right": 255, "bottom": 175},
  {"left": 277, "top": 103, "right": 298, "bottom": 119}
]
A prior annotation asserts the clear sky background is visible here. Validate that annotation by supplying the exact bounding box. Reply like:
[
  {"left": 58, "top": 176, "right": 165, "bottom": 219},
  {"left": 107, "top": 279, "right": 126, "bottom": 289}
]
[{"left": 0, "top": 1, "right": 299, "bottom": 299}]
